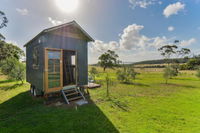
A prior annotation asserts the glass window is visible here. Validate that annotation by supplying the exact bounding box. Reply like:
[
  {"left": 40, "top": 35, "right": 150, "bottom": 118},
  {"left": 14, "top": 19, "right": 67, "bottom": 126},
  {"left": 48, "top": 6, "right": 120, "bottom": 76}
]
[{"left": 32, "top": 46, "right": 39, "bottom": 69}]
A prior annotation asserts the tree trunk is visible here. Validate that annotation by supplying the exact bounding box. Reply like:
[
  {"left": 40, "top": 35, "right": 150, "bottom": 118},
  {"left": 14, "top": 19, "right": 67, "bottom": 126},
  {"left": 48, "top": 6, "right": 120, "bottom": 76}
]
[
  {"left": 106, "top": 82, "right": 109, "bottom": 97},
  {"left": 103, "top": 67, "right": 106, "bottom": 71},
  {"left": 21, "top": 79, "right": 24, "bottom": 84}
]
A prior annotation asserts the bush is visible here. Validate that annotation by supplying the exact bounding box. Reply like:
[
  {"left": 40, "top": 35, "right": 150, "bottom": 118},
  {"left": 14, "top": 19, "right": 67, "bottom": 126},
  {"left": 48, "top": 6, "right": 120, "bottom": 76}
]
[
  {"left": 184, "top": 58, "right": 200, "bottom": 70},
  {"left": 1, "top": 58, "right": 25, "bottom": 84},
  {"left": 163, "top": 66, "right": 177, "bottom": 84},
  {"left": 171, "top": 64, "right": 179, "bottom": 76},
  {"left": 179, "top": 64, "right": 189, "bottom": 70},
  {"left": 89, "top": 67, "right": 98, "bottom": 81},
  {"left": 116, "top": 67, "right": 137, "bottom": 83},
  {"left": 196, "top": 67, "right": 200, "bottom": 79}
]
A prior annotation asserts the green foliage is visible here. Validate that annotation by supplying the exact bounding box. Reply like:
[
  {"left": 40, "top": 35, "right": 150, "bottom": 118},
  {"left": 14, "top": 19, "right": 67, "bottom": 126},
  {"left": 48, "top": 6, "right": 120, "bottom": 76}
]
[
  {"left": 177, "top": 48, "right": 191, "bottom": 58},
  {"left": 116, "top": 67, "right": 137, "bottom": 83},
  {"left": 171, "top": 64, "right": 179, "bottom": 76},
  {"left": 158, "top": 45, "right": 178, "bottom": 64},
  {"left": 1, "top": 58, "right": 25, "bottom": 84},
  {"left": 89, "top": 67, "right": 99, "bottom": 81},
  {"left": 0, "top": 11, "right": 8, "bottom": 40},
  {"left": 98, "top": 50, "right": 119, "bottom": 71},
  {"left": 196, "top": 68, "right": 200, "bottom": 79},
  {"left": 163, "top": 66, "right": 178, "bottom": 84},
  {"left": 0, "top": 40, "right": 25, "bottom": 61},
  {"left": 186, "top": 58, "right": 200, "bottom": 70}
]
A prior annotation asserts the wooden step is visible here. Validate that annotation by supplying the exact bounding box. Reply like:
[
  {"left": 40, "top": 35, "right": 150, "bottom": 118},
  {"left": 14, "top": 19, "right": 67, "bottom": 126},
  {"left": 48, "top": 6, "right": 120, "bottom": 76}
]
[
  {"left": 64, "top": 89, "right": 76, "bottom": 93},
  {"left": 66, "top": 91, "right": 79, "bottom": 96},
  {"left": 68, "top": 96, "right": 82, "bottom": 101}
]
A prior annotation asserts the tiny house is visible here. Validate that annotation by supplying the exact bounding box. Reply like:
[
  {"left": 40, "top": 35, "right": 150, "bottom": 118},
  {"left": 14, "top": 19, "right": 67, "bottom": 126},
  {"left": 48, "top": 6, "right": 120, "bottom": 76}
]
[{"left": 24, "top": 21, "right": 94, "bottom": 100}]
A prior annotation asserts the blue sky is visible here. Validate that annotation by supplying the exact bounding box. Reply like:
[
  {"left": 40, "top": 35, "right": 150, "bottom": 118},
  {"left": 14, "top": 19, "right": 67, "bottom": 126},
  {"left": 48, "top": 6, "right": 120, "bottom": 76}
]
[{"left": 1, "top": 0, "right": 200, "bottom": 63}]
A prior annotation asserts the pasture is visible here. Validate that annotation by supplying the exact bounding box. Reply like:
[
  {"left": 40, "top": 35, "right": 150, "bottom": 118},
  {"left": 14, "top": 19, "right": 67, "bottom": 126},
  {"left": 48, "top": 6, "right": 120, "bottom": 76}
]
[{"left": 0, "top": 67, "right": 200, "bottom": 133}]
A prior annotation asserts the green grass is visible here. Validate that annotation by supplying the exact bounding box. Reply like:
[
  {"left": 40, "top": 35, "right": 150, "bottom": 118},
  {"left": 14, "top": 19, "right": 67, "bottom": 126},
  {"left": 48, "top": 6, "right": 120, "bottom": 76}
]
[{"left": 1, "top": 68, "right": 200, "bottom": 133}]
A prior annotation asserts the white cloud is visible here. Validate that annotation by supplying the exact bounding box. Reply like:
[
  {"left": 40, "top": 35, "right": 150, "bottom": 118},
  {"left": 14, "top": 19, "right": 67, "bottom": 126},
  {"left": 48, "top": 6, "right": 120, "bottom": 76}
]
[
  {"left": 90, "top": 24, "right": 171, "bottom": 53},
  {"left": 48, "top": 17, "right": 63, "bottom": 26},
  {"left": 180, "top": 38, "right": 196, "bottom": 47},
  {"left": 90, "top": 40, "right": 119, "bottom": 53},
  {"left": 129, "top": 0, "right": 161, "bottom": 8},
  {"left": 119, "top": 24, "right": 150, "bottom": 50},
  {"left": 16, "top": 8, "right": 29, "bottom": 15},
  {"left": 168, "top": 26, "right": 174, "bottom": 31},
  {"left": 163, "top": 2, "right": 185, "bottom": 18}
]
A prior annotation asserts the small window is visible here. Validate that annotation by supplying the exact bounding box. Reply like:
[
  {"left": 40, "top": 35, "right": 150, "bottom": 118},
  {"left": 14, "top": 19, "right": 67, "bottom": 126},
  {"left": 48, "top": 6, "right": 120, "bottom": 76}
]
[{"left": 32, "top": 46, "right": 39, "bottom": 69}]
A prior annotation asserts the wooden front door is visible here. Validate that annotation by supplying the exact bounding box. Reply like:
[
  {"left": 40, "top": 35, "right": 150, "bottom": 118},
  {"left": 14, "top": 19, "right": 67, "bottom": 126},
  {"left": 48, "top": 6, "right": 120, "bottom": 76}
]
[{"left": 45, "top": 48, "right": 63, "bottom": 93}]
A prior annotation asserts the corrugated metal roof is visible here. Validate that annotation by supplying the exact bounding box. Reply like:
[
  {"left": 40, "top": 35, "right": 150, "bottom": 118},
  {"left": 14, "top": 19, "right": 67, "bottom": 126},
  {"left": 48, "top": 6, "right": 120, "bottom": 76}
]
[{"left": 24, "top": 20, "right": 94, "bottom": 47}]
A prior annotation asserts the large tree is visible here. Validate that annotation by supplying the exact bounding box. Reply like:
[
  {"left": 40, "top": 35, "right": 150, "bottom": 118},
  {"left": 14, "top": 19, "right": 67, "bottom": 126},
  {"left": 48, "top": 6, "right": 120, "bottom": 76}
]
[
  {"left": 0, "top": 41, "right": 24, "bottom": 61},
  {"left": 0, "top": 11, "right": 8, "bottom": 40},
  {"left": 98, "top": 50, "right": 119, "bottom": 71},
  {"left": 158, "top": 45, "right": 178, "bottom": 65}
]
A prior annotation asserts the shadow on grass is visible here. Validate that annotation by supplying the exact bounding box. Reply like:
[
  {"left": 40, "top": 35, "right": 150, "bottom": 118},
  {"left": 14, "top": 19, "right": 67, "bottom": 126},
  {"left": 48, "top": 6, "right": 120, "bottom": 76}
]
[
  {"left": 0, "top": 91, "right": 119, "bottom": 133},
  {"left": 174, "top": 78, "right": 200, "bottom": 81},
  {"left": 0, "top": 79, "right": 14, "bottom": 84},
  {"left": 0, "top": 83, "right": 23, "bottom": 91},
  {"left": 120, "top": 82, "right": 150, "bottom": 87},
  {"left": 160, "top": 83, "right": 196, "bottom": 88},
  {"left": 106, "top": 97, "right": 130, "bottom": 112}
]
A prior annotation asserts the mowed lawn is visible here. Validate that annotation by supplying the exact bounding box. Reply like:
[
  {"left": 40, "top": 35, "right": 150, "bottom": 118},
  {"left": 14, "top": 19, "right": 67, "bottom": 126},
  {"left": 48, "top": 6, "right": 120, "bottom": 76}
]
[{"left": 1, "top": 68, "right": 200, "bottom": 133}]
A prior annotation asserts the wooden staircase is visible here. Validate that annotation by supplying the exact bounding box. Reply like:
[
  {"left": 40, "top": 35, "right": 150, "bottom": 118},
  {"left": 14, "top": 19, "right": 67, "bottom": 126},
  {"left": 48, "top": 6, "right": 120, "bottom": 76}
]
[{"left": 61, "top": 86, "right": 85, "bottom": 104}]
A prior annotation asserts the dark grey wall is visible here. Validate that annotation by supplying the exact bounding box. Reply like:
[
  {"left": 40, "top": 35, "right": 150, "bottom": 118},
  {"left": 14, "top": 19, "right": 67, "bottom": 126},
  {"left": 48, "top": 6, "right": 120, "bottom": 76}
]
[
  {"left": 43, "top": 33, "right": 88, "bottom": 85},
  {"left": 26, "top": 32, "right": 88, "bottom": 94},
  {"left": 26, "top": 37, "right": 44, "bottom": 94}
]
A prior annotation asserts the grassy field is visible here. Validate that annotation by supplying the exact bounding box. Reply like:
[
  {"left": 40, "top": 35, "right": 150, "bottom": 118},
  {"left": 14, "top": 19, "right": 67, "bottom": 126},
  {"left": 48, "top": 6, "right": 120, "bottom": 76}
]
[{"left": 1, "top": 68, "right": 200, "bottom": 133}]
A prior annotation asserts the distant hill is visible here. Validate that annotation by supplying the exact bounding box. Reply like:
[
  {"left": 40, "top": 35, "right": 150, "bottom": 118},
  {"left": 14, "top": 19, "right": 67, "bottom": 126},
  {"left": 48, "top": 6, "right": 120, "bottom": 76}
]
[
  {"left": 89, "top": 58, "right": 189, "bottom": 67},
  {"left": 131, "top": 58, "right": 189, "bottom": 65}
]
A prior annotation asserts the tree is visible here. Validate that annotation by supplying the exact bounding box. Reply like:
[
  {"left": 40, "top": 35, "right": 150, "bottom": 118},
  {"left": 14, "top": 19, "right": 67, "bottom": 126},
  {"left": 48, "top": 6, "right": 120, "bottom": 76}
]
[
  {"left": 0, "top": 41, "right": 24, "bottom": 61},
  {"left": 1, "top": 58, "right": 25, "bottom": 84},
  {"left": 185, "top": 58, "right": 200, "bottom": 70},
  {"left": 105, "top": 73, "right": 112, "bottom": 97},
  {"left": 89, "top": 67, "right": 98, "bottom": 81},
  {"left": 158, "top": 45, "right": 178, "bottom": 65},
  {"left": 116, "top": 67, "right": 137, "bottom": 83},
  {"left": 0, "top": 11, "right": 8, "bottom": 40},
  {"left": 98, "top": 50, "right": 119, "bottom": 71},
  {"left": 177, "top": 48, "right": 191, "bottom": 58},
  {"left": 163, "top": 66, "right": 172, "bottom": 84}
]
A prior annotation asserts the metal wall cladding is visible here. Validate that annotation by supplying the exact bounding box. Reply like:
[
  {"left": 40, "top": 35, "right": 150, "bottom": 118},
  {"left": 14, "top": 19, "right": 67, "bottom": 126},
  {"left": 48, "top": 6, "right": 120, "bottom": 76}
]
[{"left": 26, "top": 33, "right": 88, "bottom": 94}]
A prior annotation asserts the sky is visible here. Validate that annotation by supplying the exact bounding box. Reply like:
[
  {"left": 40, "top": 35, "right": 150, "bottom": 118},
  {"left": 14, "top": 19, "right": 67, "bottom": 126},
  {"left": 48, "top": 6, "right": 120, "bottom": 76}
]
[{"left": 0, "top": 0, "right": 200, "bottom": 64}]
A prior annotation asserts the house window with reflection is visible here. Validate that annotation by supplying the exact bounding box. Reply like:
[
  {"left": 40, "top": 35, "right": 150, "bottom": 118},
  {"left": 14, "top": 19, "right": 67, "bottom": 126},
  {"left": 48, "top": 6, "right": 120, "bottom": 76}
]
[{"left": 32, "top": 46, "right": 39, "bottom": 69}]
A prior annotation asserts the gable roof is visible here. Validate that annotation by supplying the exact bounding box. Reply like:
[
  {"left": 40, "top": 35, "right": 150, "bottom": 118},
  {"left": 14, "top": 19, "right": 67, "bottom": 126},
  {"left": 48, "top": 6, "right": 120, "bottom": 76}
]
[{"left": 24, "top": 20, "right": 94, "bottom": 47}]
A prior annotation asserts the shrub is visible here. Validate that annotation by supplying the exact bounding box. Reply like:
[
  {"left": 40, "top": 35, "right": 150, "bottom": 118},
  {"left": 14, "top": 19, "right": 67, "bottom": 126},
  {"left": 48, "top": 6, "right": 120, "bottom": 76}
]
[
  {"left": 89, "top": 67, "right": 98, "bottom": 81},
  {"left": 171, "top": 64, "right": 179, "bottom": 76},
  {"left": 1, "top": 58, "right": 25, "bottom": 84},
  {"left": 163, "top": 66, "right": 177, "bottom": 84},
  {"left": 0, "top": 58, "right": 17, "bottom": 75},
  {"left": 116, "top": 67, "right": 137, "bottom": 84},
  {"left": 196, "top": 67, "right": 200, "bottom": 79},
  {"left": 179, "top": 64, "right": 189, "bottom": 70}
]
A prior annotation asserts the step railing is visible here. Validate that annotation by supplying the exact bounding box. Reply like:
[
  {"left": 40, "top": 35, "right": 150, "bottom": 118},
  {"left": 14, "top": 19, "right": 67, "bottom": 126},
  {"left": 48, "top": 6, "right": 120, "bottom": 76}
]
[
  {"left": 61, "top": 90, "right": 69, "bottom": 104},
  {"left": 61, "top": 86, "right": 86, "bottom": 104}
]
